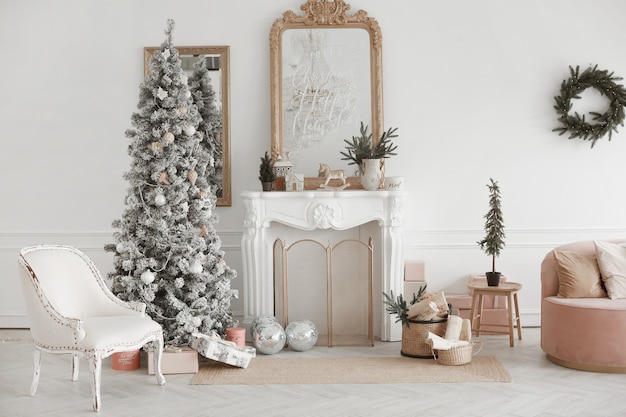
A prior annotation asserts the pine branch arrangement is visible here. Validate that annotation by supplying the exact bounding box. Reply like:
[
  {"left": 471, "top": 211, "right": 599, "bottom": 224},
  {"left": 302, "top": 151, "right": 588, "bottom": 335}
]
[
  {"left": 383, "top": 286, "right": 427, "bottom": 327},
  {"left": 340, "top": 121, "right": 399, "bottom": 167},
  {"left": 477, "top": 178, "right": 505, "bottom": 273}
]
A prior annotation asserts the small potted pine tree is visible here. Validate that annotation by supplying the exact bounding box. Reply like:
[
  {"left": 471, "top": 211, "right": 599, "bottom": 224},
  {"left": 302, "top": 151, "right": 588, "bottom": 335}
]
[
  {"left": 477, "top": 178, "right": 506, "bottom": 286},
  {"left": 258, "top": 151, "right": 275, "bottom": 191}
]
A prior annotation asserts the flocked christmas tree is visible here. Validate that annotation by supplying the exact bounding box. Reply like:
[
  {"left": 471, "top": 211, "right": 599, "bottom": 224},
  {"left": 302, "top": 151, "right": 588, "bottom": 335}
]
[
  {"left": 188, "top": 57, "right": 223, "bottom": 198},
  {"left": 105, "top": 19, "right": 237, "bottom": 346}
]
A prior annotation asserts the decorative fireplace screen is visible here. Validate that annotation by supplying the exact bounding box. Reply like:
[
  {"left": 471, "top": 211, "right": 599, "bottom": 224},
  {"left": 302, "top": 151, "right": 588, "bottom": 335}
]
[{"left": 273, "top": 237, "right": 374, "bottom": 347}]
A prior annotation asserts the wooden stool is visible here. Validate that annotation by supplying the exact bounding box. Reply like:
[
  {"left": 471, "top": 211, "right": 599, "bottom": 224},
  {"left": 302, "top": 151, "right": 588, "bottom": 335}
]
[{"left": 468, "top": 281, "right": 522, "bottom": 347}]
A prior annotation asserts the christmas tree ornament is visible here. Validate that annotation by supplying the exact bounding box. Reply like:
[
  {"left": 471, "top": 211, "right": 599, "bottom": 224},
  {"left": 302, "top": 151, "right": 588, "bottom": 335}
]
[
  {"left": 161, "top": 48, "right": 170, "bottom": 59},
  {"left": 285, "top": 320, "right": 318, "bottom": 352},
  {"left": 177, "top": 106, "right": 187, "bottom": 116},
  {"left": 150, "top": 142, "right": 163, "bottom": 152},
  {"left": 190, "top": 260, "right": 203, "bottom": 274},
  {"left": 191, "top": 316, "right": 202, "bottom": 327},
  {"left": 198, "top": 189, "right": 208, "bottom": 199},
  {"left": 158, "top": 172, "right": 170, "bottom": 185},
  {"left": 156, "top": 87, "right": 168, "bottom": 100},
  {"left": 162, "top": 131, "right": 174, "bottom": 144},
  {"left": 187, "top": 169, "right": 198, "bottom": 186},
  {"left": 116, "top": 242, "right": 127, "bottom": 253},
  {"left": 154, "top": 193, "right": 166, "bottom": 206},
  {"left": 199, "top": 224, "right": 208, "bottom": 237},
  {"left": 184, "top": 90, "right": 191, "bottom": 99},
  {"left": 250, "top": 316, "right": 286, "bottom": 355},
  {"left": 183, "top": 125, "right": 196, "bottom": 137},
  {"left": 141, "top": 270, "right": 155, "bottom": 284}
]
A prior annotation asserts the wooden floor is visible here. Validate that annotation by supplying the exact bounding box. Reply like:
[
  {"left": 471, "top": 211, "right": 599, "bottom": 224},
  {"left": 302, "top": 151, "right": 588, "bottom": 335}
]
[{"left": 1, "top": 327, "right": 625, "bottom": 417}]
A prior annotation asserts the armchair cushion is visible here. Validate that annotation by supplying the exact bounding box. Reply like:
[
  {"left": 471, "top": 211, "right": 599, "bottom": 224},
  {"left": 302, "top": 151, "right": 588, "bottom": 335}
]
[
  {"left": 594, "top": 240, "right": 626, "bottom": 299},
  {"left": 553, "top": 250, "right": 606, "bottom": 298}
]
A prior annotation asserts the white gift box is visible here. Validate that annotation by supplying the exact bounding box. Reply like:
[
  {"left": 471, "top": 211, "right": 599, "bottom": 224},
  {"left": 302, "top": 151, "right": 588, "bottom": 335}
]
[{"left": 190, "top": 332, "right": 256, "bottom": 369}]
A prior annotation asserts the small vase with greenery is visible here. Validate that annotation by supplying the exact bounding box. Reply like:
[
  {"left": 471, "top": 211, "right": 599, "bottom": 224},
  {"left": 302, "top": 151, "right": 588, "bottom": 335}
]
[
  {"left": 477, "top": 178, "right": 506, "bottom": 286},
  {"left": 340, "top": 121, "right": 399, "bottom": 171},
  {"left": 258, "top": 151, "right": 275, "bottom": 191}
]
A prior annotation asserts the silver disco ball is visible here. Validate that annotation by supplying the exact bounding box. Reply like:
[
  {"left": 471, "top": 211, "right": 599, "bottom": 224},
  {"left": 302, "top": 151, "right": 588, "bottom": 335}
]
[
  {"left": 250, "top": 316, "right": 286, "bottom": 355},
  {"left": 285, "top": 319, "right": 318, "bottom": 352}
]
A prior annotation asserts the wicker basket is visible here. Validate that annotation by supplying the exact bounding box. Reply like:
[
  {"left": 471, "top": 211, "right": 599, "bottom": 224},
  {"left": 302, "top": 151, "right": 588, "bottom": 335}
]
[
  {"left": 400, "top": 318, "right": 447, "bottom": 358},
  {"left": 436, "top": 341, "right": 482, "bottom": 365}
]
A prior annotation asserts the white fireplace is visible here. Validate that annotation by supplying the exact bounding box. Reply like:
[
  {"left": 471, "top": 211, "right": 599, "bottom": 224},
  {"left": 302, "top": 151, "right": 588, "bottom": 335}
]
[{"left": 241, "top": 190, "right": 406, "bottom": 341}]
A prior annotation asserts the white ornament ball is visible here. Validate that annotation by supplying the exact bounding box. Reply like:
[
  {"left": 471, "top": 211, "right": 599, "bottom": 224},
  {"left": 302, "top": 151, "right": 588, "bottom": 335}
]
[
  {"left": 154, "top": 193, "right": 166, "bottom": 206},
  {"left": 184, "top": 90, "right": 191, "bottom": 99},
  {"left": 116, "top": 242, "right": 126, "bottom": 253},
  {"left": 183, "top": 125, "right": 196, "bottom": 136},
  {"left": 190, "top": 260, "right": 203, "bottom": 274},
  {"left": 191, "top": 317, "right": 202, "bottom": 327},
  {"left": 140, "top": 270, "right": 155, "bottom": 284},
  {"left": 285, "top": 320, "right": 318, "bottom": 351}
]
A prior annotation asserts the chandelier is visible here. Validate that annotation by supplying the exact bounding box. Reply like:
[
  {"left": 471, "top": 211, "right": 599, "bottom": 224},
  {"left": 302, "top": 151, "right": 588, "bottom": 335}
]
[{"left": 282, "top": 29, "right": 358, "bottom": 156}]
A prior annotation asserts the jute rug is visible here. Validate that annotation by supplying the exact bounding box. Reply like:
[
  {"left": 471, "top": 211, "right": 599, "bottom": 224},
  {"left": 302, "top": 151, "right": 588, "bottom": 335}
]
[{"left": 190, "top": 356, "right": 511, "bottom": 385}]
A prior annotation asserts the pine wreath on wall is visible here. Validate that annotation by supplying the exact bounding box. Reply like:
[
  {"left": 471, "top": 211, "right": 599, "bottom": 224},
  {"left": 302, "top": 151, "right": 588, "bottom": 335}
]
[{"left": 553, "top": 65, "right": 626, "bottom": 148}]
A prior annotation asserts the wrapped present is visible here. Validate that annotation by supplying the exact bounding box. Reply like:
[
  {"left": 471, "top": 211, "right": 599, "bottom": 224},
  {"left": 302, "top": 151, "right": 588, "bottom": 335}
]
[
  {"left": 148, "top": 347, "right": 198, "bottom": 375},
  {"left": 190, "top": 332, "right": 256, "bottom": 369}
]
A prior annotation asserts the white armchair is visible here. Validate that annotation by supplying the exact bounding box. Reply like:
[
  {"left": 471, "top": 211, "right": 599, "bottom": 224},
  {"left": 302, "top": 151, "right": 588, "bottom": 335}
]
[{"left": 18, "top": 244, "right": 166, "bottom": 412}]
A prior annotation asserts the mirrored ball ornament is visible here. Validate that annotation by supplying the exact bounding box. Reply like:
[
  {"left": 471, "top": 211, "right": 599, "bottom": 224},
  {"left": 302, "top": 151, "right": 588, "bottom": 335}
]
[
  {"left": 285, "top": 320, "right": 318, "bottom": 352},
  {"left": 250, "top": 316, "right": 286, "bottom": 355}
]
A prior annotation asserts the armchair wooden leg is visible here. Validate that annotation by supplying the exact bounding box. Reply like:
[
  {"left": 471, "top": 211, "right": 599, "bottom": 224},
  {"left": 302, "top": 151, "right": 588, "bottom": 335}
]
[
  {"left": 71, "top": 354, "right": 79, "bottom": 382},
  {"left": 30, "top": 349, "right": 41, "bottom": 396},
  {"left": 89, "top": 354, "right": 102, "bottom": 412},
  {"left": 153, "top": 332, "right": 166, "bottom": 386}
]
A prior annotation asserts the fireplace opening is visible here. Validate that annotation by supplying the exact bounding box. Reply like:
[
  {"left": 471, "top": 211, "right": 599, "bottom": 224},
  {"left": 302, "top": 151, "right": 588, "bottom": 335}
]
[{"left": 273, "top": 235, "right": 374, "bottom": 346}]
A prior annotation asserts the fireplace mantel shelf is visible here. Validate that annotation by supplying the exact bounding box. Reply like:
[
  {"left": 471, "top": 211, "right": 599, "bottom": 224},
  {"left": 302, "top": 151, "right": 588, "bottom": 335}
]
[{"left": 241, "top": 190, "right": 406, "bottom": 341}]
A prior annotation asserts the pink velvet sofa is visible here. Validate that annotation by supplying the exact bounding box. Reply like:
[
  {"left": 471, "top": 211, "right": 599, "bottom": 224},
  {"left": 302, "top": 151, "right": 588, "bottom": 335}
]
[{"left": 541, "top": 239, "right": 626, "bottom": 373}]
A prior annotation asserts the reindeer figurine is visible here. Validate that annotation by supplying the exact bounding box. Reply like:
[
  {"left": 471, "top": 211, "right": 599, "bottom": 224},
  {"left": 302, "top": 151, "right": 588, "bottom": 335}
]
[{"left": 318, "top": 163, "right": 349, "bottom": 190}]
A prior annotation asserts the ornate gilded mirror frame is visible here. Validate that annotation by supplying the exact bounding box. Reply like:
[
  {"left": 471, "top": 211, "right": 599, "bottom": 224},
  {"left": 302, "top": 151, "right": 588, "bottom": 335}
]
[
  {"left": 270, "top": 0, "right": 383, "bottom": 189},
  {"left": 144, "top": 46, "right": 231, "bottom": 206}
]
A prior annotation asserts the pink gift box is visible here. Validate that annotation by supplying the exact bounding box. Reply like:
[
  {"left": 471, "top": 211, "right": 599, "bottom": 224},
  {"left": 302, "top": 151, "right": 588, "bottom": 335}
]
[
  {"left": 404, "top": 261, "right": 426, "bottom": 282},
  {"left": 148, "top": 347, "right": 199, "bottom": 375}
]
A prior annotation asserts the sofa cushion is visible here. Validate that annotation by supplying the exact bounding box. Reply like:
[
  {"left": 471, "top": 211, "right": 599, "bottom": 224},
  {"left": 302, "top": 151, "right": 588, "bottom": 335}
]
[
  {"left": 553, "top": 250, "right": 606, "bottom": 298},
  {"left": 594, "top": 240, "right": 626, "bottom": 299}
]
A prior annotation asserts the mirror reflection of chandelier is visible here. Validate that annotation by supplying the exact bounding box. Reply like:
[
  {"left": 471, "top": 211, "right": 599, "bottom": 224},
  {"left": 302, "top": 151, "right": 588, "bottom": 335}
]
[{"left": 282, "top": 29, "right": 358, "bottom": 155}]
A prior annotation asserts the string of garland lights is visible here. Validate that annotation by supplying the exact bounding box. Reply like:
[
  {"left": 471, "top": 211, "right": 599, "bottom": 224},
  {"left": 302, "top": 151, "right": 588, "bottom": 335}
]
[{"left": 553, "top": 65, "right": 626, "bottom": 148}]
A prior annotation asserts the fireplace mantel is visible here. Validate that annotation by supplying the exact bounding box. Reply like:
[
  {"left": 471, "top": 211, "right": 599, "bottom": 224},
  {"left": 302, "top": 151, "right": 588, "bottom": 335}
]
[{"left": 241, "top": 190, "right": 406, "bottom": 341}]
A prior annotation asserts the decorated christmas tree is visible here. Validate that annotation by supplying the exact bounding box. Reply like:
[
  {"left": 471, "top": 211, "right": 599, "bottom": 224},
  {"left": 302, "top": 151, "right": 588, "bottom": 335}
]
[
  {"left": 105, "top": 19, "right": 237, "bottom": 346},
  {"left": 188, "top": 57, "right": 223, "bottom": 198}
]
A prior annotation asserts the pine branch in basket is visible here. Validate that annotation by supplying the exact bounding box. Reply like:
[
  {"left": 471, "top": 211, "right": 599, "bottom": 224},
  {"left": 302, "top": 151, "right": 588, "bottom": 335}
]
[{"left": 382, "top": 285, "right": 427, "bottom": 327}]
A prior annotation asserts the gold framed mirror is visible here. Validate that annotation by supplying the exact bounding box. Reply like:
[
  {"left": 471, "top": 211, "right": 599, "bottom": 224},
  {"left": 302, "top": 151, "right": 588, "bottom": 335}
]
[
  {"left": 144, "top": 46, "right": 231, "bottom": 206},
  {"left": 270, "top": 0, "right": 383, "bottom": 189}
]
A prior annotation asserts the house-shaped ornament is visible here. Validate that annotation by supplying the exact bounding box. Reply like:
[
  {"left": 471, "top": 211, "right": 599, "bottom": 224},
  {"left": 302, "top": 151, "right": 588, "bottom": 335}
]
[
  {"left": 286, "top": 173, "right": 304, "bottom": 191},
  {"left": 273, "top": 157, "right": 293, "bottom": 191}
]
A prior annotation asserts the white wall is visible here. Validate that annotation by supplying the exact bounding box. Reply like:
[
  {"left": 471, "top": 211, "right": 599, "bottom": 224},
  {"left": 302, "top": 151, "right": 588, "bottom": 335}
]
[{"left": 2, "top": 0, "right": 626, "bottom": 327}]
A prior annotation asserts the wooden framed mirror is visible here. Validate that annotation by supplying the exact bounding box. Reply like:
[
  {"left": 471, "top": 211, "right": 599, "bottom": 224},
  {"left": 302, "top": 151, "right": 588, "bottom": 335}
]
[
  {"left": 144, "top": 46, "right": 231, "bottom": 206},
  {"left": 270, "top": 0, "right": 383, "bottom": 189}
]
